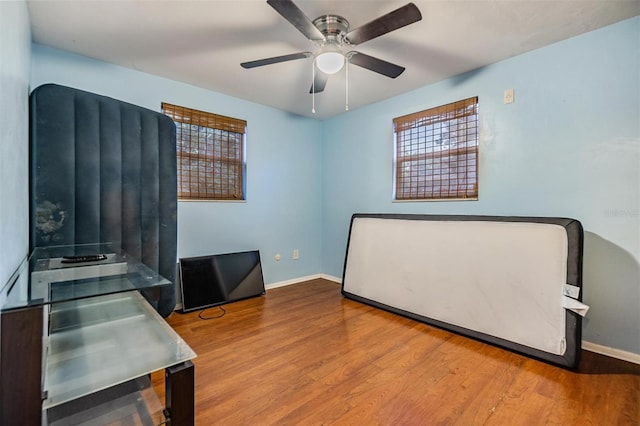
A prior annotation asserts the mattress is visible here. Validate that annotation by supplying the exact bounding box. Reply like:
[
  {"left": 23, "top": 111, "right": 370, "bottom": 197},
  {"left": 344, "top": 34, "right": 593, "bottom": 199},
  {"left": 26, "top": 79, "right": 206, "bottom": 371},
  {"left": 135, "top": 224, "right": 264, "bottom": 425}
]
[{"left": 341, "top": 214, "right": 587, "bottom": 368}]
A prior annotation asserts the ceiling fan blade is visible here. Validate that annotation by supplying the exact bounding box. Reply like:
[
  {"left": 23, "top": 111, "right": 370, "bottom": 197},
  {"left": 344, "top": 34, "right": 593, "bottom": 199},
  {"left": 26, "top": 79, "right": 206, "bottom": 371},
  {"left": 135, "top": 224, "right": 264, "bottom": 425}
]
[
  {"left": 346, "top": 3, "right": 422, "bottom": 45},
  {"left": 309, "top": 71, "right": 329, "bottom": 94},
  {"left": 267, "top": 0, "right": 324, "bottom": 41},
  {"left": 348, "top": 52, "right": 405, "bottom": 78},
  {"left": 241, "top": 52, "right": 311, "bottom": 68}
]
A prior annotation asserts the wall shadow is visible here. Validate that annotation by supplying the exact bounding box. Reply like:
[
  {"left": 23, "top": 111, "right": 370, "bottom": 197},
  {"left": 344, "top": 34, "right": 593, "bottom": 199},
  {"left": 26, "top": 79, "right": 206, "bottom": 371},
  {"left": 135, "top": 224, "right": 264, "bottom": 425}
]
[{"left": 581, "top": 231, "right": 640, "bottom": 361}]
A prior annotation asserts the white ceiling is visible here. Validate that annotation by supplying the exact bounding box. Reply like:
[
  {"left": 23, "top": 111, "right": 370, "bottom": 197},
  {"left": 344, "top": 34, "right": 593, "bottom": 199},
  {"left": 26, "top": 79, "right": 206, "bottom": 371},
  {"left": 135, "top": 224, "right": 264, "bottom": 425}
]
[{"left": 27, "top": 0, "right": 639, "bottom": 120}]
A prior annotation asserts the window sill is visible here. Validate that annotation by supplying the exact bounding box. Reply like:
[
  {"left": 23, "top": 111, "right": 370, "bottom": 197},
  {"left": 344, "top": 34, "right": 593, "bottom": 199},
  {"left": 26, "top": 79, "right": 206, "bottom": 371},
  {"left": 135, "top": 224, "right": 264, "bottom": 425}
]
[{"left": 392, "top": 197, "right": 478, "bottom": 203}]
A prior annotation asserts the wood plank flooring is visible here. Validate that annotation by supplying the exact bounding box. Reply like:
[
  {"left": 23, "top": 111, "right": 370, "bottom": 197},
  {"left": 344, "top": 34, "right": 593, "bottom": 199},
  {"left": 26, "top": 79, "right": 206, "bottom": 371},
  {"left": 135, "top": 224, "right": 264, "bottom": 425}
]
[{"left": 155, "top": 279, "right": 639, "bottom": 425}]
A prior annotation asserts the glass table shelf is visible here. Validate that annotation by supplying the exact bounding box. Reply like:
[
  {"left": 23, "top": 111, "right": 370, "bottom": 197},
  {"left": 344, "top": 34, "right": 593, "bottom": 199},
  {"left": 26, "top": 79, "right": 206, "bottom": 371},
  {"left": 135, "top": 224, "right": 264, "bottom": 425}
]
[
  {"left": 43, "top": 291, "right": 195, "bottom": 409},
  {"left": 47, "top": 378, "right": 165, "bottom": 426},
  {"left": 1, "top": 243, "right": 171, "bottom": 312}
]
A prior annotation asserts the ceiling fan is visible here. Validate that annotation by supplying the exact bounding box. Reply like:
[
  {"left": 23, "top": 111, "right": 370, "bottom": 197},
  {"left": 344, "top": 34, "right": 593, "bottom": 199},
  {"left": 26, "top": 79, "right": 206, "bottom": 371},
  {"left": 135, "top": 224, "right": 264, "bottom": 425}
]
[{"left": 241, "top": 0, "right": 422, "bottom": 95}]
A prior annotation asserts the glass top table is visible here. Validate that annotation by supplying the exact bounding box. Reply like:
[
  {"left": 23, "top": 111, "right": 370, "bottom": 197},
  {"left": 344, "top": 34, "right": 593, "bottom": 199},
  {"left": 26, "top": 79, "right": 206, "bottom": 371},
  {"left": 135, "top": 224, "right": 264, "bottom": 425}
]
[
  {"left": 0, "top": 243, "right": 196, "bottom": 415},
  {"left": 1, "top": 243, "right": 171, "bottom": 311}
]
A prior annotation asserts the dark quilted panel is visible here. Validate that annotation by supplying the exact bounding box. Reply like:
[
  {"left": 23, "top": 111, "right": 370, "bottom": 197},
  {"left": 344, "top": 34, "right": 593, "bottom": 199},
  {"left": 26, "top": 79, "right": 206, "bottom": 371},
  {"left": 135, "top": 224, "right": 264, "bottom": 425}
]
[{"left": 29, "top": 84, "right": 177, "bottom": 317}]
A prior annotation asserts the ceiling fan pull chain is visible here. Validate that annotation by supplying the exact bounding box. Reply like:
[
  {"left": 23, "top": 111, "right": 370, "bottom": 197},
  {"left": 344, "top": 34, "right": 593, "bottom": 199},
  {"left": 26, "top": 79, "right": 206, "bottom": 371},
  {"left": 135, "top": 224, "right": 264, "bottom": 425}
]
[
  {"left": 345, "top": 58, "right": 349, "bottom": 111},
  {"left": 312, "top": 59, "right": 316, "bottom": 114}
]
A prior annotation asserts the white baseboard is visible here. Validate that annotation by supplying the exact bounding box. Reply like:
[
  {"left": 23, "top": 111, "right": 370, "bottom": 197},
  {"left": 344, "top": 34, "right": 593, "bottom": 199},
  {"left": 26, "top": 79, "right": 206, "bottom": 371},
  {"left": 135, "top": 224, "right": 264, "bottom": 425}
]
[
  {"left": 317, "top": 274, "right": 342, "bottom": 283},
  {"left": 582, "top": 341, "right": 640, "bottom": 365},
  {"left": 265, "top": 273, "right": 341, "bottom": 290}
]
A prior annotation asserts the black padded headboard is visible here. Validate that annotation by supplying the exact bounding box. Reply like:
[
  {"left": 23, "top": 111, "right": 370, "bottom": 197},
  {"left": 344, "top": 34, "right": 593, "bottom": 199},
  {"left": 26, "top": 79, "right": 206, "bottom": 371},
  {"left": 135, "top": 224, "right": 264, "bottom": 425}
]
[{"left": 29, "top": 84, "right": 177, "bottom": 317}]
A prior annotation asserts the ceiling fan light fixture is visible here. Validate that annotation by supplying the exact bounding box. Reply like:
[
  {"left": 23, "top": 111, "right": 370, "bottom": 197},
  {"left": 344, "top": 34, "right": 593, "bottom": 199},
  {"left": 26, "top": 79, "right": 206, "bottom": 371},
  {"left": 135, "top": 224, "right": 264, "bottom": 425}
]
[{"left": 315, "top": 51, "right": 345, "bottom": 74}]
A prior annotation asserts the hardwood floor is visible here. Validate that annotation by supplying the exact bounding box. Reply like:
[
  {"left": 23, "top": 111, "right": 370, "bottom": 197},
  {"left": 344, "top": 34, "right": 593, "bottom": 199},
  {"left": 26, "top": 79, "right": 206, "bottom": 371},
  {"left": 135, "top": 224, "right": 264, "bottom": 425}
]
[{"left": 156, "top": 279, "right": 639, "bottom": 425}]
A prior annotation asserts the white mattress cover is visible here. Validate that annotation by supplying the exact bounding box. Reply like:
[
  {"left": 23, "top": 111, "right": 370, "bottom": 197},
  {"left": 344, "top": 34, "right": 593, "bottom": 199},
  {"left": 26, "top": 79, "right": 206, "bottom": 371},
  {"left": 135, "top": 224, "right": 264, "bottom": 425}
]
[{"left": 343, "top": 218, "right": 569, "bottom": 355}]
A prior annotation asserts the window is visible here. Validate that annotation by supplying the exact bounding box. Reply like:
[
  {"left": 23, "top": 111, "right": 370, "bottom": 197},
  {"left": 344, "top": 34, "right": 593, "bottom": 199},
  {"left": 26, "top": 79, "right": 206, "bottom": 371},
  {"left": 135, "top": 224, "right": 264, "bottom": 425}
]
[
  {"left": 162, "top": 103, "right": 246, "bottom": 200},
  {"left": 393, "top": 97, "right": 478, "bottom": 200}
]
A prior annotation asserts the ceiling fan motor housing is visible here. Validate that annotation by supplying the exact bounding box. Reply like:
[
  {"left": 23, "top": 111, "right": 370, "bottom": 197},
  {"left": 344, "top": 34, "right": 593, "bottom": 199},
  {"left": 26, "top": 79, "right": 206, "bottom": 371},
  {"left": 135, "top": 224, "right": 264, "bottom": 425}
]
[{"left": 313, "top": 15, "right": 350, "bottom": 46}]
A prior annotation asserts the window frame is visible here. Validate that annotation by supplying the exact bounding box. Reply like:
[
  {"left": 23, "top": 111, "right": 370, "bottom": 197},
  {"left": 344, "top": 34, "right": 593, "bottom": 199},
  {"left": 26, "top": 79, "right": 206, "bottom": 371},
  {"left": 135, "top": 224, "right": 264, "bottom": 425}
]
[
  {"left": 162, "top": 103, "right": 247, "bottom": 201},
  {"left": 392, "top": 97, "right": 479, "bottom": 201}
]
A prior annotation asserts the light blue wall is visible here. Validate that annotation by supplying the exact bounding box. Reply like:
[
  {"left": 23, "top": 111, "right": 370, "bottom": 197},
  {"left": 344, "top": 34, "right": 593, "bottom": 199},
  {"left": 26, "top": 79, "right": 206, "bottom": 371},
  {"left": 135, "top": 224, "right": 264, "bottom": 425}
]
[
  {"left": 322, "top": 17, "right": 640, "bottom": 354},
  {"left": 30, "top": 44, "right": 324, "bottom": 285},
  {"left": 0, "top": 0, "right": 31, "bottom": 290}
]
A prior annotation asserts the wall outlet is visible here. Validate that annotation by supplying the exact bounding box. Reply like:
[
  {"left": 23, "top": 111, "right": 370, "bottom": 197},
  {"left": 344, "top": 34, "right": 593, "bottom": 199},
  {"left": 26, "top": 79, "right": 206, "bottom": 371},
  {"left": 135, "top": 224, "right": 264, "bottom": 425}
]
[
  {"left": 293, "top": 249, "right": 299, "bottom": 260},
  {"left": 504, "top": 88, "right": 514, "bottom": 104},
  {"left": 275, "top": 253, "right": 281, "bottom": 261}
]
